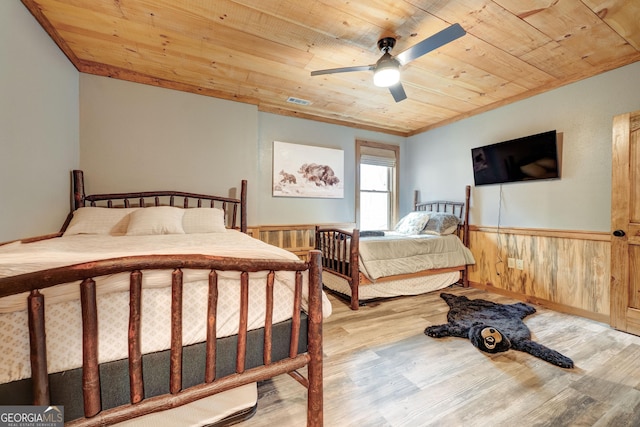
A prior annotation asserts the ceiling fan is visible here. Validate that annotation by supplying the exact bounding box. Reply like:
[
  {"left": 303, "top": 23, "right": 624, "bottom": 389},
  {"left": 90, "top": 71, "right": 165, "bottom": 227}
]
[{"left": 311, "top": 23, "right": 466, "bottom": 102}]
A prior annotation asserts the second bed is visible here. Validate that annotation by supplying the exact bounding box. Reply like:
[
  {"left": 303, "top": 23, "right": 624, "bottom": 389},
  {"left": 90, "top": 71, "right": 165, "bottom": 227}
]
[{"left": 316, "top": 186, "right": 474, "bottom": 310}]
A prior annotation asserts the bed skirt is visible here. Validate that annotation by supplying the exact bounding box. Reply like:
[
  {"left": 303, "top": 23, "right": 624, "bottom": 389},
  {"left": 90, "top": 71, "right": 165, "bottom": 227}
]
[
  {"left": 114, "top": 383, "right": 257, "bottom": 427},
  {"left": 322, "top": 270, "right": 459, "bottom": 300}
]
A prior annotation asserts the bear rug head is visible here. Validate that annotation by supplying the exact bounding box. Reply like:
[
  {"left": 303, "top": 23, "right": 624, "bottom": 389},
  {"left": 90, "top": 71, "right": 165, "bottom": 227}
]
[{"left": 424, "top": 293, "right": 574, "bottom": 369}]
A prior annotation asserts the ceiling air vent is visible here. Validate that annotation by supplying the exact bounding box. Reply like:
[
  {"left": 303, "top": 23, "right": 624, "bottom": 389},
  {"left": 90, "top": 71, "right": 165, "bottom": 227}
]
[{"left": 286, "top": 96, "right": 312, "bottom": 106}]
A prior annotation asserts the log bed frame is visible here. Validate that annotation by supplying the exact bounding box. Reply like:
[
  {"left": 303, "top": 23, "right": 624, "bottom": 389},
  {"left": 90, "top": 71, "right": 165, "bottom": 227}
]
[
  {"left": 315, "top": 185, "right": 471, "bottom": 310},
  {"left": 0, "top": 170, "right": 323, "bottom": 426}
]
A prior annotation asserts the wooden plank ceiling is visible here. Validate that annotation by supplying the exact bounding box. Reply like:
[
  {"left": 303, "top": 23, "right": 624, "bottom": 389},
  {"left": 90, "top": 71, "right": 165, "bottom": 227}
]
[{"left": 22, "top": 0, "right": 640, "bottom": 136}]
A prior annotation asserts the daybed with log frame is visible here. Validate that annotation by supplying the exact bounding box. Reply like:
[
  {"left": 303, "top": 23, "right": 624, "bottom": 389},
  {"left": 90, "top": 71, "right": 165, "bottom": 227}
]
[
  {"left": 316, "top": 185, "right": 473, "bottom": 310},
  {"left": 0, "top": 170, "right": 326, "bottom": 426}
]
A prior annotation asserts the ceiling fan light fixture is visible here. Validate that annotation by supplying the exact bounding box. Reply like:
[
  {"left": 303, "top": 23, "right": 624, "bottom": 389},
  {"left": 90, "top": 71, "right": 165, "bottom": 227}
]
[
  {"left": 310, "top": 24, "right": 466, "bottom": 102},
  {"left": 373, "top": 64, "right": 400, "bottom": 87}
]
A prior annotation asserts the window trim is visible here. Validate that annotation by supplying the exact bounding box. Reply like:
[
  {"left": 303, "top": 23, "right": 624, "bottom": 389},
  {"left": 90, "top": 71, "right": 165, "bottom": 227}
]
[{"left": 355, "top": 140, "right": 400, "bottom": 229}]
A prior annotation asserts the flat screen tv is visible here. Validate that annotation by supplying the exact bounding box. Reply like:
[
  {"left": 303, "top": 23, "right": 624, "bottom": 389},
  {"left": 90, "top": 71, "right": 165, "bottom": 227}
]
[{"left": 471, "top": 130, "right": 561, "bottom": 186}]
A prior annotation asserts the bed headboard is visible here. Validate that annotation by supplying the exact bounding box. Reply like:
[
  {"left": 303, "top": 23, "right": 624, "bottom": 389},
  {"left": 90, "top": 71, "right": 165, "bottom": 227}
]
[
  {"left": 68, "top": 170, "right": 247, "bottom": 233},
  {"left": 413, "top": 185, "right": 471, "bottom": 246},
  {"left": 413, "top": 185, "right": 470, "bottom": 220}
]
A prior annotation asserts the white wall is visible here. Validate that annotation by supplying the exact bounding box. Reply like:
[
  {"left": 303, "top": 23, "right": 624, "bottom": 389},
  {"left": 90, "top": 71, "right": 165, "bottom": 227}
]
[
  {"left": 79, "top": 74, "right": 260, "bottom": 221},
  {"left": 257, "top": 113, "right": 405, "bottom": 225},
  {"left": 79, "top": 75, "right": 405, "bottom": 226},
  {"left": 406, "top": 61, "right": 640, "bottom": 232},
  {"left": 6, "top": 0, "right": 639, "bottom": 237},
  {"left": 0, "top": 2, "right": 79, "bottom": 241}
]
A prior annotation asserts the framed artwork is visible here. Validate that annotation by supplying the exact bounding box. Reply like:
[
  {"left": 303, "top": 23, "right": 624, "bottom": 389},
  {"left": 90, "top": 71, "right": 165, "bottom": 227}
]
[{"left": 273, "top": 141, "right": 344, "bottom": 198}]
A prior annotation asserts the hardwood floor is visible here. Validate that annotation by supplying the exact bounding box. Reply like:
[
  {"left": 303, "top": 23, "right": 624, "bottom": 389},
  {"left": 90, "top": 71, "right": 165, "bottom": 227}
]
[{"left": 237, "top": 286, "right": 640, "bottom": 426}]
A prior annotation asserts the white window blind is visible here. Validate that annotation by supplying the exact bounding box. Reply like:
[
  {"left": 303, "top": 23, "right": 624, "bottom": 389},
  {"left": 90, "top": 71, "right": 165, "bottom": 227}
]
[{"left": 360, "top": 146, "right": 396, "bottom": 167}]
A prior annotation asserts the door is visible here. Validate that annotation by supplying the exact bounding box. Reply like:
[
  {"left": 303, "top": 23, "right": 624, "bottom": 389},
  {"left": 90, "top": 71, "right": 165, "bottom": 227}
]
[{"left": 611, "top": 109, "right": 640, "bottom": 334}]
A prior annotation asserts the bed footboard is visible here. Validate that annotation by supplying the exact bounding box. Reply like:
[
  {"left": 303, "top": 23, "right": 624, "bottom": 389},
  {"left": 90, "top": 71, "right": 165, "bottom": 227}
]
[
  {"left": 0, "top": 252, "right": 324, "bottom": 426},
  {"left": 315, "top": 227, "right": 360, "bottom": 310}
]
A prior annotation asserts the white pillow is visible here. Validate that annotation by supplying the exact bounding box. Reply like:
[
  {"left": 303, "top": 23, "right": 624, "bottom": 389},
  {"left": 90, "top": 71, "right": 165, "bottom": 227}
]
[
  {"left": 394, "top": 212, "right": 430, "bottom": 235},
  {"left": 126, "top": 206, "right": 186, "bottom": 236},
  {"left": 421, "top": 212, "right": 461, "bottom": 236},
  {"left": 64, "top": 207, "right": 139, "bottom": 236},
  {"left": 182, "top": 208, "right": 227, "bottom": 233}
]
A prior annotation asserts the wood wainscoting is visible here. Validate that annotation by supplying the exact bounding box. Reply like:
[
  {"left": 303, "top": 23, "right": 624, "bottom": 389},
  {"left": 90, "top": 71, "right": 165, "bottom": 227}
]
[
  {"left": 248, "top": 223, "right": 612, "bottom": 323},
  {"left": 467, "top": 225, "right": 611, "bottom": 323},
  {"left": 248, "top": 223, "right": 355, "bottom": 259}
]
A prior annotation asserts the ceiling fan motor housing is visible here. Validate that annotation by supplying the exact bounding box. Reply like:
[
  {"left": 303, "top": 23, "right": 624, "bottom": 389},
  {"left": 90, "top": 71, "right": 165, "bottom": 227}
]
[{"left": 377, "top": 37, "right": 396, "bottom": 53}]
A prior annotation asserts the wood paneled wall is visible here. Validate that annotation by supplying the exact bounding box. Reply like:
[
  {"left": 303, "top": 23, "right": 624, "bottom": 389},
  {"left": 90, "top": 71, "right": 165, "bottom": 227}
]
[
  {"left": 248, "top": 223, "right": 611, "bottom": 323},
  {"left": 468, "top": 226, "right": 610, "bottom": 323},
  {"left": 248, "top": 223, "right": 355, "bottom": 259}
]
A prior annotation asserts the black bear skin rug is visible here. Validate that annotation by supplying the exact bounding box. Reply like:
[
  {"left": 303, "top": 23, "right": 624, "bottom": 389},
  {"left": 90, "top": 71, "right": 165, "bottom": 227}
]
[{"left": 424, "top": 293, "right": 574, "bottom": 369}]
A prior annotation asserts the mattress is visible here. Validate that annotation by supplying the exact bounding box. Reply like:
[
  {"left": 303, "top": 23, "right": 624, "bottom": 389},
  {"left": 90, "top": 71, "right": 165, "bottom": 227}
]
[
  {"left": 0, "top": 315, "right": 307, "bottom": 422},
  {"left": 357, "top": 232, "right": 475, "bottom": 281},
  {"left": 327, "top": 232, "right": 474, "bottom": 282},
  {"left": 0, "top": 231, "right": 332, "bottom": 384}
]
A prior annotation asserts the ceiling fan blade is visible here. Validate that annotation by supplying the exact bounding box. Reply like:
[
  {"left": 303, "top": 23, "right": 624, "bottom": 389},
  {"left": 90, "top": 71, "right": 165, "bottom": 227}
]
[
  {"left": 310, "top": 65, "right": 374, "bottom": 76},
  {"left": 388, "top": 82, "right": 407, "bottom": 102},
  {"left": 395, "top": 23, "right": 466, "bottom": 66}
]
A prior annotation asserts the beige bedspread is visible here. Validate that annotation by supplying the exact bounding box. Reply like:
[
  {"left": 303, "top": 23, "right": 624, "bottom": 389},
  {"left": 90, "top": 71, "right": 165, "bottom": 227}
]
[
  {"left": 358, "top": 232, "right": 475, "bottom": 281},
  {"left": 0, "top": 231, "right": 331, "bottom": 383}
]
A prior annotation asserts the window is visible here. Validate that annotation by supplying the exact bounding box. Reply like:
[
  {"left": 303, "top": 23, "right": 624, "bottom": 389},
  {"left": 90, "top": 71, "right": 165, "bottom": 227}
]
[{"left": 356, "top": 140, "right": 399, "bottom": 230}]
